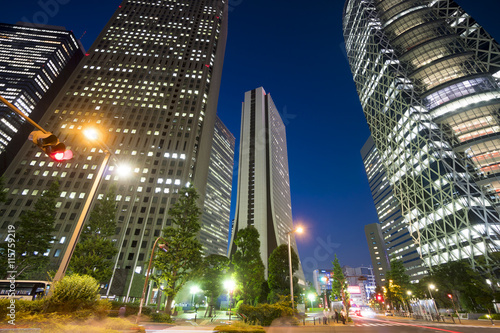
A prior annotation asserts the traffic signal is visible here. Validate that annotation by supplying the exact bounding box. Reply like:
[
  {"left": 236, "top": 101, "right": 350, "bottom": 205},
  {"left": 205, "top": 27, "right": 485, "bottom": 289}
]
[
  {"left": 376, "top": 294, "right": 383, "bottom": 302},
  {"left": 29, "top": 131, "right": 73, "bottom": 162}
]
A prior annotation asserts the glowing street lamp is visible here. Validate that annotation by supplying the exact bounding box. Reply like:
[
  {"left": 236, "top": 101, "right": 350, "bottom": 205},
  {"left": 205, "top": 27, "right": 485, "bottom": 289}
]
[
  {"left": 428, "top": 284, "right": 440, "bottom": 319},
  {"left": 308, "top": 293, "right": 315, "bottom": 309},
  {"left": 224, "top": 279, "right": 236, "bottom": 321},
  {"left": 191, "top": 285, "right": 200, "bottom": 308},
  {"left": 286, "top": 226, "right": 303, "bottom": 309}
]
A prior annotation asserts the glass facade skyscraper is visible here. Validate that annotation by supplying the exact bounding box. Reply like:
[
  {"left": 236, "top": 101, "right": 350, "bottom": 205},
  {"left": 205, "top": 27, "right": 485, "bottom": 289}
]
[
  {"left": 344, "top": 0, "right": 500, "bottom": 275},
  {"left": 0, "top": 0, "right": 228, "bottom": 297},
  {"left": 0, "top": 23, "right": 84, "bottom": 173},
  {"left": 362, "top": 136, "right": 427, "bottom": 283}
]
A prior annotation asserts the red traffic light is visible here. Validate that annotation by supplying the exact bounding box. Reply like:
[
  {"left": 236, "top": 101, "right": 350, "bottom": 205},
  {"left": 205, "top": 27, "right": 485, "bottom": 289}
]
[
  {"left": 30, "top": 131, "right": 72, "bottom": 162},
  {"left": 51, "top": 149, "right": 73, "bottom": 162},
  {"left": 447, "top": 294, "right": 453, "bottom": 299}
]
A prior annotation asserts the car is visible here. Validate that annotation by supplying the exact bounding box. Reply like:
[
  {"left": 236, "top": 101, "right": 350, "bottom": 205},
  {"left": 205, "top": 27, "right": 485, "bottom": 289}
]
[
  {"left": 360, "top": 308, "right": 376, "bottom": 318},
  {"left": 385, "top": 310, "right": 393, "bottom": 316}
]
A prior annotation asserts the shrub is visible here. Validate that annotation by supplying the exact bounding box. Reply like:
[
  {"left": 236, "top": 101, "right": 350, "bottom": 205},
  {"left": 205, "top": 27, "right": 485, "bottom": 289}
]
[
  {"left": 214, "top": 322, "right": 265, "bottom": 333},
  {"left": 49, "top": 274, "right": 99, "bottom": 308},
  {"left": 0, "top": 298, "right": 47, "bottom": 321},
  {"left": 239, "top": 300, "right": 294, "bottom": 326},
  {"left": 150, "top": 312, "right": 173, "bottom": 323}
]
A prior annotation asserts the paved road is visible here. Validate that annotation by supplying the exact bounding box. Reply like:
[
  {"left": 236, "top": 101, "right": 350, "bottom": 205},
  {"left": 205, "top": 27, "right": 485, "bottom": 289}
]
[
  {"left": 140, "top": 314, "right": 500, "bottom": 333},
  {"left": 350, "top": 315, "right": 499, "bottom": 332}
]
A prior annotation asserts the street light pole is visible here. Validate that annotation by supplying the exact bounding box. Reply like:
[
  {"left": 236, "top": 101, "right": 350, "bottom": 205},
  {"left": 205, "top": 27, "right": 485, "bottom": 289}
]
[
  {"left": 137, "top": 237, "right": 168, "bottom": 323},
  {"left": 287, "top": 231, "right": 294, "bottom": 309},
  {"left": 428, "top": 284, "right": 440, "bottom": 320},
  {"left": 53, "top": 150, "right": 111, "bottom": 283},
  {"left": 286, "top": 226, "right": 303, "bottom": 309}
]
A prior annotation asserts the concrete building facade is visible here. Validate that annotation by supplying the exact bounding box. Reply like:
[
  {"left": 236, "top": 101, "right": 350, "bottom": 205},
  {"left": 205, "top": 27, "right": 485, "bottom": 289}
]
[
  {"left": 0, "top": 0, "right": 228, "bottom": 298},
  {"left": 0, "top": 22, "right": 84, "bottom": 174},
  {"left": 229, "top": 87, "right": 305, "bottom": 283}
]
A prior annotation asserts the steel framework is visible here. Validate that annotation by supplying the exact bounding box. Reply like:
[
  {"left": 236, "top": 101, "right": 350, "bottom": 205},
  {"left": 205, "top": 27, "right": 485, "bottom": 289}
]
[{"left": 343, "top": 0, "right": 500, "bottom": 277}]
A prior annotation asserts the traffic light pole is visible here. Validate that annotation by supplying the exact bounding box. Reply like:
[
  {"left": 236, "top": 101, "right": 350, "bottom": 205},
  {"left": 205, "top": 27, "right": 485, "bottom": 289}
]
[
  {"left": 52, "top": 151, "right": 111, "bottom": 283},
  {"left": 0, "top": 95, "right": 48, "bottom": 133}
]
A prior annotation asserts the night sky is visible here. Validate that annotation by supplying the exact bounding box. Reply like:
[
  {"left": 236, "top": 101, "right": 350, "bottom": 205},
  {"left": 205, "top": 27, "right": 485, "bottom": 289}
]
[{"left": 1, "top": 0, "right": 499, "bottom": 282}]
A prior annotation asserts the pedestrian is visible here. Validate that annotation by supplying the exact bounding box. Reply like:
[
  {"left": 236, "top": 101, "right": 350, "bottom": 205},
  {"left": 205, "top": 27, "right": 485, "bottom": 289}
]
[
  {"left": 119, "top": 305, "right": 126, "bottom": 318},
  {"left": 340, "top": 309, "right": 346, "bottom": 325},
  {"left": 334, "top": 309, "right": 339, "bottom": 323}
]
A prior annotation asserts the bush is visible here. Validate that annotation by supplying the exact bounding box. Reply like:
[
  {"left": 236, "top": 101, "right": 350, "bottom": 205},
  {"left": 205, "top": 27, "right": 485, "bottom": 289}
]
[
  {"left": 47, "top": 274, "right": 100, "bottom": 312},
  {"left": 150, "top": 312, "right": 173, "bottom": 323},
  {"left": 239, "top": 300, "right": 295, "bottom": 326},
  {"left": 214, "top": 322, "right": 265, "bottom": 333}
]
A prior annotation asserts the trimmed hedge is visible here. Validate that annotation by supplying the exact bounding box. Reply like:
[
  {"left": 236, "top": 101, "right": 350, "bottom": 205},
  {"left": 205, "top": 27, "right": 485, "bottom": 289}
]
[
  {"left": 479, "top": 313, "right": 500, "bottom": 320},
  {"left": 150, "top": 312, "right": 173, "bottom": 323},
  {"left": 214, "top": 322, "right": 265, "bottom": 333}
]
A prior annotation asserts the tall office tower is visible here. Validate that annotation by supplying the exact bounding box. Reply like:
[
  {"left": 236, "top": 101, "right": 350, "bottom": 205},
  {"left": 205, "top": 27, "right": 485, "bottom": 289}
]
[
  {"left": 362, "top": 136, "right": 427, "bottom": 283},
  {"left": 0, "top": 0, "right": 228, "bottom": 296},
  {"left": 199, "top": 116, "right": 235, "bottom": 256},
  {"left": 344, "top": 0, "right": 500, "bottom": 275},
  {"left": 364, "top": 223, "right": 391, "bottom": 286},
  {"left": 0, "top": 22, "right": 84, "bottom": 174},
  {"left": 229, "top": 87, "right": 305, "bottom": 283}
]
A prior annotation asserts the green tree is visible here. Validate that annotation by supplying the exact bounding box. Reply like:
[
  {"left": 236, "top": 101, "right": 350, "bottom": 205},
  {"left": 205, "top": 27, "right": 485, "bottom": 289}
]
[
  {"left": 232, "top": 226, "right": 265, "bottom": 305},
  {"left": 267, "top": 244, "right": 298, "bottom": 304},
  {"left": 331, "top": 254, "right": 349, "bottom": 314},
  {"left": 154, "top": 185, "right": 203, "bottom": 316},
  {"left": 385, "top": 259, "right": 411, "bottom": 311},
  {"left": 200, "top": 254, "right": 231, "bottom": 317},
  {"left": 428, "top": 260, "right": 495, "bottom": 312},
  {"left": 69, "top": 186, "right": 118, "bottom": 283},
  {"left": 1, "top": 180, "right": 60, "bottom": 279}
]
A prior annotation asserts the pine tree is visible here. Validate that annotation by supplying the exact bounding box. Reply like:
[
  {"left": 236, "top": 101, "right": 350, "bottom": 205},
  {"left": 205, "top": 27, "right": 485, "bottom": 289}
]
[
  {"left": 331, "top": 254, "right": 349, "bottom": 314},
  {"left": 267, "top": 244, "right": 299, "bottom": 303},
  {"left": 154, "top": 185, "right": 203, "bottom": 316},
  {"left": 232, "top": 226, "right": 265, "bottom": 305},
  {"left": 2, "top": 180, "right": 60, "bottom": 279}
]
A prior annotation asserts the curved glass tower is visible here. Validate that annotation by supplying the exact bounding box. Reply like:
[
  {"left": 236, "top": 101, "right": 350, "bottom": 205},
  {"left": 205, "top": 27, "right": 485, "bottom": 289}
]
[{"left": 343, "top": 0, "right": 500, "bottom": 275}]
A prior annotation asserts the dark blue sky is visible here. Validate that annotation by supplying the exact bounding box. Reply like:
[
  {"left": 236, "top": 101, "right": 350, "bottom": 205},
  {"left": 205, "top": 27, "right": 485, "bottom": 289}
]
[{"left": 1, "top": 0, "right": 499, "bottom": 282}]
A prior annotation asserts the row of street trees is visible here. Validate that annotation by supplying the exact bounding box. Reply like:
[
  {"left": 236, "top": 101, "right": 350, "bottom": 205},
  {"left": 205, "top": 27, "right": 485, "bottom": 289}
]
[
  {"left": 144, "top": 185, "right": 301, "bottom": 316},
  {"left": 372, "top": 257, "right": 500, "bottom": 315},
  {"left": 0, "top": 176, "right": 301, "bottom": 317}
]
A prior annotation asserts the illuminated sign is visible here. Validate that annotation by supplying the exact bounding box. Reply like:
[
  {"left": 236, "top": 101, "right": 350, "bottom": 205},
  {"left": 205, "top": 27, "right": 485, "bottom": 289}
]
[{"left": 347, "top": 286, "right": 361, "bottom": 294}]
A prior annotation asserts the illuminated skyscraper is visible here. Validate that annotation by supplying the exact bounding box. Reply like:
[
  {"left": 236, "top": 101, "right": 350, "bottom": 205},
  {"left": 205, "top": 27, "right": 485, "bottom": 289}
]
[
  {"left": 362, "top": 136, "right": 427, "bottom": 283},
  {"left": 200, "top": 116, "right": 235, "bottom": 256},
  {"left": 0, "top": 0, "right": 228, "bottom": 297},
  {"left": 229, "top": 87, "right": 305, "bottom": 283},
  {"left": 344, "top": 0, "right": 500, "bottom": 274},
  {"left": 0, "top": 22, "right": 84, "bottom": 173}
]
